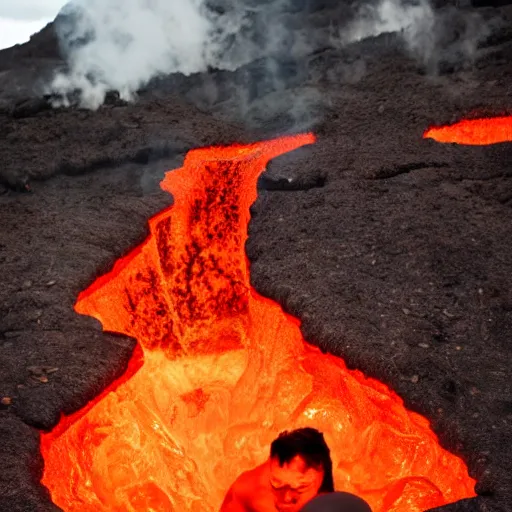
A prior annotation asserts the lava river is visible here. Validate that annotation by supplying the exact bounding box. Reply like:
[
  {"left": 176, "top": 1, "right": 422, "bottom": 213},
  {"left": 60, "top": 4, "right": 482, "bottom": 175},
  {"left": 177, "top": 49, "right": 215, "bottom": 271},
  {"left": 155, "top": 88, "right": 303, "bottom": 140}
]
[
  {"left": 424, "top": 115, "right": 512, "bottom": 145},
  {"left": 41, "top": 134, "right": 476, "bottom": 512}
]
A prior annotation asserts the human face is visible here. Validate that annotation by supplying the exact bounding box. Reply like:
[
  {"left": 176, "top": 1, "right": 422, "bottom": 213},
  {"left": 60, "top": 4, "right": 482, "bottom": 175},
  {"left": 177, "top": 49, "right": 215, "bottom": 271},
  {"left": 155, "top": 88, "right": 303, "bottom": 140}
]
[{"left": 269, "top": 455, "right": 324, "bottom": 512}]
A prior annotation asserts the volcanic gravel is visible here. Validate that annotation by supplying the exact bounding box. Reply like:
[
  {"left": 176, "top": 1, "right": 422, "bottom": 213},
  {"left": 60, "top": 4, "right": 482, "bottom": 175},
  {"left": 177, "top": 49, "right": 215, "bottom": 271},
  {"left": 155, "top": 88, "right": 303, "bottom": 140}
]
[{"left": 1, "top": 1, "right": 512, "bottom": 511}]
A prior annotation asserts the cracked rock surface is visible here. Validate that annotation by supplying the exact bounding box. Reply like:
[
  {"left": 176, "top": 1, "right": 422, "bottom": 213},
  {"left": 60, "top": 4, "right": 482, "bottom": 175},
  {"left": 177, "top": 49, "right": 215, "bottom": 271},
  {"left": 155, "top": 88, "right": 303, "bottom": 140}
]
[{"left": 1, "top": 1, "right": 512, "bottom": 511}]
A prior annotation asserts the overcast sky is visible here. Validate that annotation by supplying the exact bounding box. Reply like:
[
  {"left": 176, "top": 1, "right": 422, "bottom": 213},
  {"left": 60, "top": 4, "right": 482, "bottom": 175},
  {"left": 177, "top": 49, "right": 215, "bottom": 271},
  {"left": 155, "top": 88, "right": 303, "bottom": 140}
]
[{"left": 0, "top": 1, "right": 67, "bottom": 49}]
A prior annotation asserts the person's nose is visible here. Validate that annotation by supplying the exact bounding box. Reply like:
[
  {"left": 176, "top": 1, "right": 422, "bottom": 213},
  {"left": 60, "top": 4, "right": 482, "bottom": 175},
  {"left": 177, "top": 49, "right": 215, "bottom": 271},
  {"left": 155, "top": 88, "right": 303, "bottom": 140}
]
[{"left": 283, "top": 490, "right": 295, "bottom": 503}]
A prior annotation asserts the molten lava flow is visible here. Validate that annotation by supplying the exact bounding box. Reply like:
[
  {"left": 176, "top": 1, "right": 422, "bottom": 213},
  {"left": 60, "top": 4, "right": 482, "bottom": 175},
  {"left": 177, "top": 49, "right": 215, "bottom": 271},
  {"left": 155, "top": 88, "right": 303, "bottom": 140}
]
[
  {"left": 41, "top": 134, "right": 476, "bottom": 512},
  {"left": 424, "top": 115, "right": 512, "bottom": 145}
]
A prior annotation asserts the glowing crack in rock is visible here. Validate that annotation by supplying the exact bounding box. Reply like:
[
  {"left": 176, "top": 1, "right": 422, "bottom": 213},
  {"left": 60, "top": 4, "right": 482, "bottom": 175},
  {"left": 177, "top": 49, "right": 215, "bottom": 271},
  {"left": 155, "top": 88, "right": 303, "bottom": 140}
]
[
  {"left": 424, "top": 116, "right": 512, "bottom": 145},
  {"left": 41, "top": 134, "right": 476, "bottom": 512}
]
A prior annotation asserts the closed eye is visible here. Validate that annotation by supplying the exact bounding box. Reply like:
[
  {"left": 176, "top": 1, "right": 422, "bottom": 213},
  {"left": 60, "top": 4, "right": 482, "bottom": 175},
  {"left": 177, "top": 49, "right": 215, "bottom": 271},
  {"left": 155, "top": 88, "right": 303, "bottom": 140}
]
[{"left": 270, "top": 483, "right": 310, "bottom": 493}]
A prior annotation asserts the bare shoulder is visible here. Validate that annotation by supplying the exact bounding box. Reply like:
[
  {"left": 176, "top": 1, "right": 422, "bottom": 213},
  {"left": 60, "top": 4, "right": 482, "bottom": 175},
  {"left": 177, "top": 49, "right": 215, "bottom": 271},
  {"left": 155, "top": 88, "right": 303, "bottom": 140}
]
[
  {"left": 221, "top": 463, "right": 268, "bottom": 511},
  {"left": 234, "top": 463, "right": 267, "bottom": 496}
]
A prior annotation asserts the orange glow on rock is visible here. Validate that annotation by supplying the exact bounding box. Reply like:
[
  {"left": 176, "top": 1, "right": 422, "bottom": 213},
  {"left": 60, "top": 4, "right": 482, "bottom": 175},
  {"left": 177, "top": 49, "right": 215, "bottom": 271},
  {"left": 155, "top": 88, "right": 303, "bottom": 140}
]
[
  {"left": 41, "top": 134, "right": 476, "bottom": 512},
  {"left": 424, "top": 116, "right": 512, "bottom": 145}
]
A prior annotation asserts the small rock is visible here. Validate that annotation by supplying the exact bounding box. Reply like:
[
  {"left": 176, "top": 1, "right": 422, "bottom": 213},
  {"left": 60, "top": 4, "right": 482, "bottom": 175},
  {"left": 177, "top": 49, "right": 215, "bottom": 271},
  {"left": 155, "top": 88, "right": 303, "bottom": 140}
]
[
  {"left": 29, "top": 310, "right": 43, "bottom": 321},
  {"left": 22, "top": 280, "right": 32, "bottom": 289},
  {"left": 418, "top": 343, "right": 429, "bottom": 348},
  {"left": 456, "top": 345, "right": 462, "bottom": 351},
  {"left": 28, "top": 366, "right": 58, "bottom": 379},
  {"left": 28, "top": 366, "right": 44, "bottom": 376},
  {"left": 378, "top": 104, "right": 385, "bottom": 114},
  {"left": 411, "top": 375, "right": 419, "bottom": 383},
  {"left": 1, "top": 397, "right": 12, "bottom": 406},
  {"left": 34, "top": 375, "right": 49, "bottom": 383},
  {"left": 4, "top": 331, "right": 21, "bottom": 339},
  {"left": 402, "top": 308, "right": 411, "bottom": 315},
  {"left": 47, "top": 280, "right": 57, "bottom": 287},
  {"left": 443, "top": 309, "right": 455, "bottom": 318}
]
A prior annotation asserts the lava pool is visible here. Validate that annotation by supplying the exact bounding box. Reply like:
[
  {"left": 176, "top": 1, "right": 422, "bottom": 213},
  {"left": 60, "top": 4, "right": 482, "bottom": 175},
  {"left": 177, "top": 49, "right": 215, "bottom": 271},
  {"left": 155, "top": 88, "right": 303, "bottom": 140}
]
[{"left": 41, "top": 134, "right": 476, "bottom": 512}]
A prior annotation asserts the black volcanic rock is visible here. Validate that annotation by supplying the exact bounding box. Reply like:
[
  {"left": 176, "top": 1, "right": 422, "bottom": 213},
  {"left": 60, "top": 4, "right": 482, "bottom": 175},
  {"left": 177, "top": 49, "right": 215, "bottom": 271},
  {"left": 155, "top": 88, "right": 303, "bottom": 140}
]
[
  {"left": 1, "top": 2, "right": 512, "bottom": 512},
  {"left": 0, "top": 23, "right": 60, "bottom": 68}
]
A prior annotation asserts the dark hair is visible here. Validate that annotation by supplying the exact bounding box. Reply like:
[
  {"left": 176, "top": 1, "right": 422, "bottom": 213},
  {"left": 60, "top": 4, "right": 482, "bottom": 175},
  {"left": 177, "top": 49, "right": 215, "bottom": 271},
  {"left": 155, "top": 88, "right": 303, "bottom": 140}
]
[{"left": 270, "top": 427, "right": 334, "bottom": 493}]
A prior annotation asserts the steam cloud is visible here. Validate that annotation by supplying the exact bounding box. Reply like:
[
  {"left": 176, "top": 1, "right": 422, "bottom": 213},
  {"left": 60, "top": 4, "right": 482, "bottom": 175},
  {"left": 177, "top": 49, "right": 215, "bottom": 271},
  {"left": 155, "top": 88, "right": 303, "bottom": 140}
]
[
  {"left": 49, "top": 0, "right": 491, "bottom": 110},
  {"left": 51, "top": 0, "right": 221, "bottom": 108},
  {"left": 342, "top": 0, "right": 490, "bottom": 71},
  {"left": 346, "top": 0, "right": 434, "bottom": 42},
  {"left": 50, "top": 0, "right": 295, "bottom": 109}
]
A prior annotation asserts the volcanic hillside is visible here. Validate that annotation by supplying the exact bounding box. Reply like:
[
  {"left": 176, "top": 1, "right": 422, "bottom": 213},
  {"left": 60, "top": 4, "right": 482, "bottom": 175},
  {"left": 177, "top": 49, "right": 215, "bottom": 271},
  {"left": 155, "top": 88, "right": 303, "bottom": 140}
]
[{"left": 1, "top": 0, "right": 512, "bottom": 511}]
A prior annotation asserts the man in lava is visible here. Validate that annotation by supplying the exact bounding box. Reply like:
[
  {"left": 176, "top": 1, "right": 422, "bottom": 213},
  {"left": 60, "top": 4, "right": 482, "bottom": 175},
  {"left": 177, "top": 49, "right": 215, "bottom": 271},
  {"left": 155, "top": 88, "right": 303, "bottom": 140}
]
[{"left": 220, "top": 427, "right": 334, "bottom": 512}]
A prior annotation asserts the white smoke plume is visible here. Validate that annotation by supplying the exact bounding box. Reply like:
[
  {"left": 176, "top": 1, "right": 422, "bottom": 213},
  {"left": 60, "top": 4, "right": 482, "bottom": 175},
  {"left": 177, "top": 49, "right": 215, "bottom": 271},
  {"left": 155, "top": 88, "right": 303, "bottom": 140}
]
[
  {"left": 342, "top": 0, "right": 436, "bottom": 64},
  {"left": 341, "top": 0, "right": 490, "bottom": 72},
  {"left": 50, "top": 0, "right": 241, "bottom": 108},
  {"left": 50, "top": 0, "right": 302, "bottom": 109}
]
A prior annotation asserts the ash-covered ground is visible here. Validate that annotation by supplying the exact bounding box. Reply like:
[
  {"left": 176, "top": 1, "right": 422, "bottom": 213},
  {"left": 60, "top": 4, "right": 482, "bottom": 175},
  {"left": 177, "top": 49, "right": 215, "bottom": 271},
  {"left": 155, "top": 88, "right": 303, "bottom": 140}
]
[{"left": 1, "top": 1, "right": 512, "bottom": 511}]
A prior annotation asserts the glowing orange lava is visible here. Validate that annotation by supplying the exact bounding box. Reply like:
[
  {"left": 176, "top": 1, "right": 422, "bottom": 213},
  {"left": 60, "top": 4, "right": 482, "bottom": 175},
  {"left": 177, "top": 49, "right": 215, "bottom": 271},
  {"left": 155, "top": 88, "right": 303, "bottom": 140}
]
[
  {"left": 424, "top": 115, "right": 512, "bottom": 145},
  {"left": 41, "top": 134, "right": 476, "bottom": 512}
]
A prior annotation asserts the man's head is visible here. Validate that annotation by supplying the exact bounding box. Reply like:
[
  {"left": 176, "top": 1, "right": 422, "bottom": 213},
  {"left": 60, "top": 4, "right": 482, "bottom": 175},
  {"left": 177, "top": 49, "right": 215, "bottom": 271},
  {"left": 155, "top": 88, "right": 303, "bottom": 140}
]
[{"left": 269, "top": 427, "right": 334, "bottom": 512}]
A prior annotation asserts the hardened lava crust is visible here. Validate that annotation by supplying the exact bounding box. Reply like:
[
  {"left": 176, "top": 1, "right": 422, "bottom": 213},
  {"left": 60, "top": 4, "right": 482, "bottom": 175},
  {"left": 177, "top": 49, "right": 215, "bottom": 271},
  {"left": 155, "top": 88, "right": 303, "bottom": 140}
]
[{"left": 1, "top": 1, "right": 512, "bottom": 511}]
